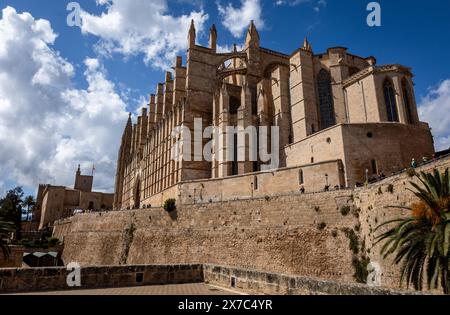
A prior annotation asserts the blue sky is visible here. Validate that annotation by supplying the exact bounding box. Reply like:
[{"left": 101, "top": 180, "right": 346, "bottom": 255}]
[{"left": 0, "top": 0, "right": 449, "bottom": 198}]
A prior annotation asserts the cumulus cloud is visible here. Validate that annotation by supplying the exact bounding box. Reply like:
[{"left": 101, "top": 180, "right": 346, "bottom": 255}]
[
  {"left": 218, "top": 0, "right": 264, "bottom": 38},
  {"left": 79, "top": 0, "right": 209, "bottom": 70},
  {"left": 418, "top": 79, "right": 450, "bottom": 151},
  {"left": 0, "top": 181, "right": 5, "bottom": 197},
  {"left": 217, "top": 43, "right": 244, "bottom": 53},
  {"left": 275, "top": 0, "right": 327, "bottom": 12},
  {"left": 0, "top": 6, "right": 130, "bottom": 193}
]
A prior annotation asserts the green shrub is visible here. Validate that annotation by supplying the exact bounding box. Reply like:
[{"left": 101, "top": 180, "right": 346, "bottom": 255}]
[
  {"left": 344, "top": 229, "right": 359, "bottom": 255},
  {"left": 18, "top": 237, "right": 61, "bottom": 249},
  {"left": 340, "top": 205, "right": 351, "bottom": 216},
  {"left": 351, "top": 207, "right": 361, "bottom": 218},
  {"left": 163, "top": 199, "right": 177, "bottom": 213},
  {"left": 46, "top": 237, "right": 61, "bottom": 247},
  {"left": 317, "top": 222, "right": 327, "bottom": 231},
  {"left": 353, "top": 257, "right": 370, "bottom": 283},
  {"left": 406, "top": 168, "right": 416, "bottom": 178},
  {"left": 387, "top": 184, "right": 394, "bottom": 194}
]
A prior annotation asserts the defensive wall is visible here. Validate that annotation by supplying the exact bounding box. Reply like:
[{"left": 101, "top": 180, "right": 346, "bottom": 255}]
[
  {"left": 53, "top": 156, "right": 450, "bottom": 292},
  {"left": 140, "top": 161, "right": 344, "bottom": 208},
  {"left": 0, "top": 264, "right": 422, "bottom": 295}
]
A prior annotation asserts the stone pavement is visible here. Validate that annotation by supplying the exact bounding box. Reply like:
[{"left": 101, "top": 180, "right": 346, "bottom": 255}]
[{"left": 15, "top": 283, "right": 240, "bottom": 295}]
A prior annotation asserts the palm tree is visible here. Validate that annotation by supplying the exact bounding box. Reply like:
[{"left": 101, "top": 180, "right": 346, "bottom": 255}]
[
  {"left": 376, "top": 168, "right": 450, "bottom": 294},
  {"left": 0, "top": 218, "right": 15, "bottom": 259},
  {"left": 23, "top": 195, "right": 36, "bottom": 221}
]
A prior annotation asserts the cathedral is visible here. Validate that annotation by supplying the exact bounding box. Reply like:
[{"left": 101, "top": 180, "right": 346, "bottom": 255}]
[{"left": 114, "top": 21, "right": 434, "bottom": 210}]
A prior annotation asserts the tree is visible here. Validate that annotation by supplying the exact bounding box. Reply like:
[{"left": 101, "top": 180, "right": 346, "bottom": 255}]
[
  {"left": 376, "top": 168, "right": 450, "bottom": 294},
  {"left": 23, "top": 195, "right": 36, "bottom": 221},
  {"left": 0, "top": 187, "right": 24, "bottom": 237},
  {"left": 0, "top": 218, "right": 15, "bottom": 259}
]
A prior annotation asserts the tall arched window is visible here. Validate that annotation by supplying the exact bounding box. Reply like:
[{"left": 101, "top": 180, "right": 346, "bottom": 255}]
[
  {"left": 402, "top": 78, "right": 414, "bottom": 124},
  {"left": 318, "top": 69, "right": 336, "bottom": 129},
  {"left": 383, "top": 79, "right": 399, "bottom": 122}
]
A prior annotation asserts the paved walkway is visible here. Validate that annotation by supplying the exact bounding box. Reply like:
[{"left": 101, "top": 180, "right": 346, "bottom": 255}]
[{"left": 16, "top": 283, "right": 240, "bottom": 295}]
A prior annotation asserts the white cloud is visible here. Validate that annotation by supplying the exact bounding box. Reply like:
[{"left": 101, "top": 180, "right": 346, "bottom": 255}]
[
  {"left": 275, "top": 0, "right": 309, "bottom": 6},
  {"left": 79, "top": 0, "right": 209, "bottom": 70},
  {"left": 418, "top": 79, "right": 450, "bottom": 151},
  {"left": 0, "top": 6, "right": 130, "bottom": 193},
  {"left": 218, "top": 0, "right": 264, "bottom": 38},
  {"left": 217, "top": 43, "right": 244, "bottom": 54},
  {"left": 0, "top": 181, "right": 5, "bottom": 198},
  {"left": 275, "top": 0, "right": 327, "bottom": 12}
]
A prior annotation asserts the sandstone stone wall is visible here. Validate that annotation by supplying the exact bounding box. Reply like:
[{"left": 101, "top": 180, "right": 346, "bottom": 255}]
[
  {"left": 0, "top": 264, "right": 203, "bottom": 294},
  {"left": 53, "top": 156, "right": 450, "bottom": 292},
  {"left": 341, "top": 123, "right": 435, "bottom": 185},
  {"left": 285, "top": 122, "right": 434, "bottom": 186},
  {"left": 355, "top": 156, "right": 450, "bottom": 289},
  {"left": 203, "top": 265, "right": 423, "bottom": 295},
  {"left": 55, "top": 190, "right": 358, "bottom": 283},
  {"left": 139, "top": 161, "right": 344, "bottom": 208},
  {"left": 0, "top": 246, "right": 24, "bottom": 268},
  {"left": 0, "top": 263, "right": 422, "bottom": 295}
]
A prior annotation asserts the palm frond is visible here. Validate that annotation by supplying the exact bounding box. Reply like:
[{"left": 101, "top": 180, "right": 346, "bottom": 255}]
[{"left": 377, "top": 168, "right": 450, "bottom": 294}]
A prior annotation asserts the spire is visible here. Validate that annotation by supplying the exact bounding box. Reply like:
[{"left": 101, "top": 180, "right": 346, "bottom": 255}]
[
  {"left": 209, "top": 24, "right": 217, "bottom": 52},
  {"left": 302, "top": 37, "right": 313, "bottom": 53},
  {"left": 165, "top": 71, "right": 172, "bottom": 82},
  {"left": 245, "top": 20, "right": 260, "bottom": 48},
  {"left": 188, "top": 19, "right": 196, "bottom": 48},
  {"left": 126, "top": 113, "right": 132, "bottom": 126},
  {"left": 122, "top": 112, "right": 132, "bottom": 138},
  {"left": 76, "top": 164, "right": 81, "bottom": 174}
]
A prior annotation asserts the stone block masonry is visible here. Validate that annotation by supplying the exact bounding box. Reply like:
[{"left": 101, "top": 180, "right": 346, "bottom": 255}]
[
  {"left": 53, "top": 156, "right": 450, "bottom": 292},
  {"left": 55, "top": 190, "right": 358, "bottom": 283},
  {"left": 0, "top": 264, "right": 424, "bottom": 295},
  {"left": 0, "top": 247, "right": 24, "bottom": 268},
  {"left": 0, "top": 264, "right": 203, "bottom": 294},
  {"left": 203, "top": 265, "right": 423, "bottom": 295}
]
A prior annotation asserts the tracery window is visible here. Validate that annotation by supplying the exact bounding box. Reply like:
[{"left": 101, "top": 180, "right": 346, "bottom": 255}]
[
  {"left": 318, "top": 69, "right": 336, "bottom": 129},
  {"left": 383, "top": 79, "right": 399, "bottom": 122},
  {"left": 402, "top": 78, "right": 414, "bottom": 124}
]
